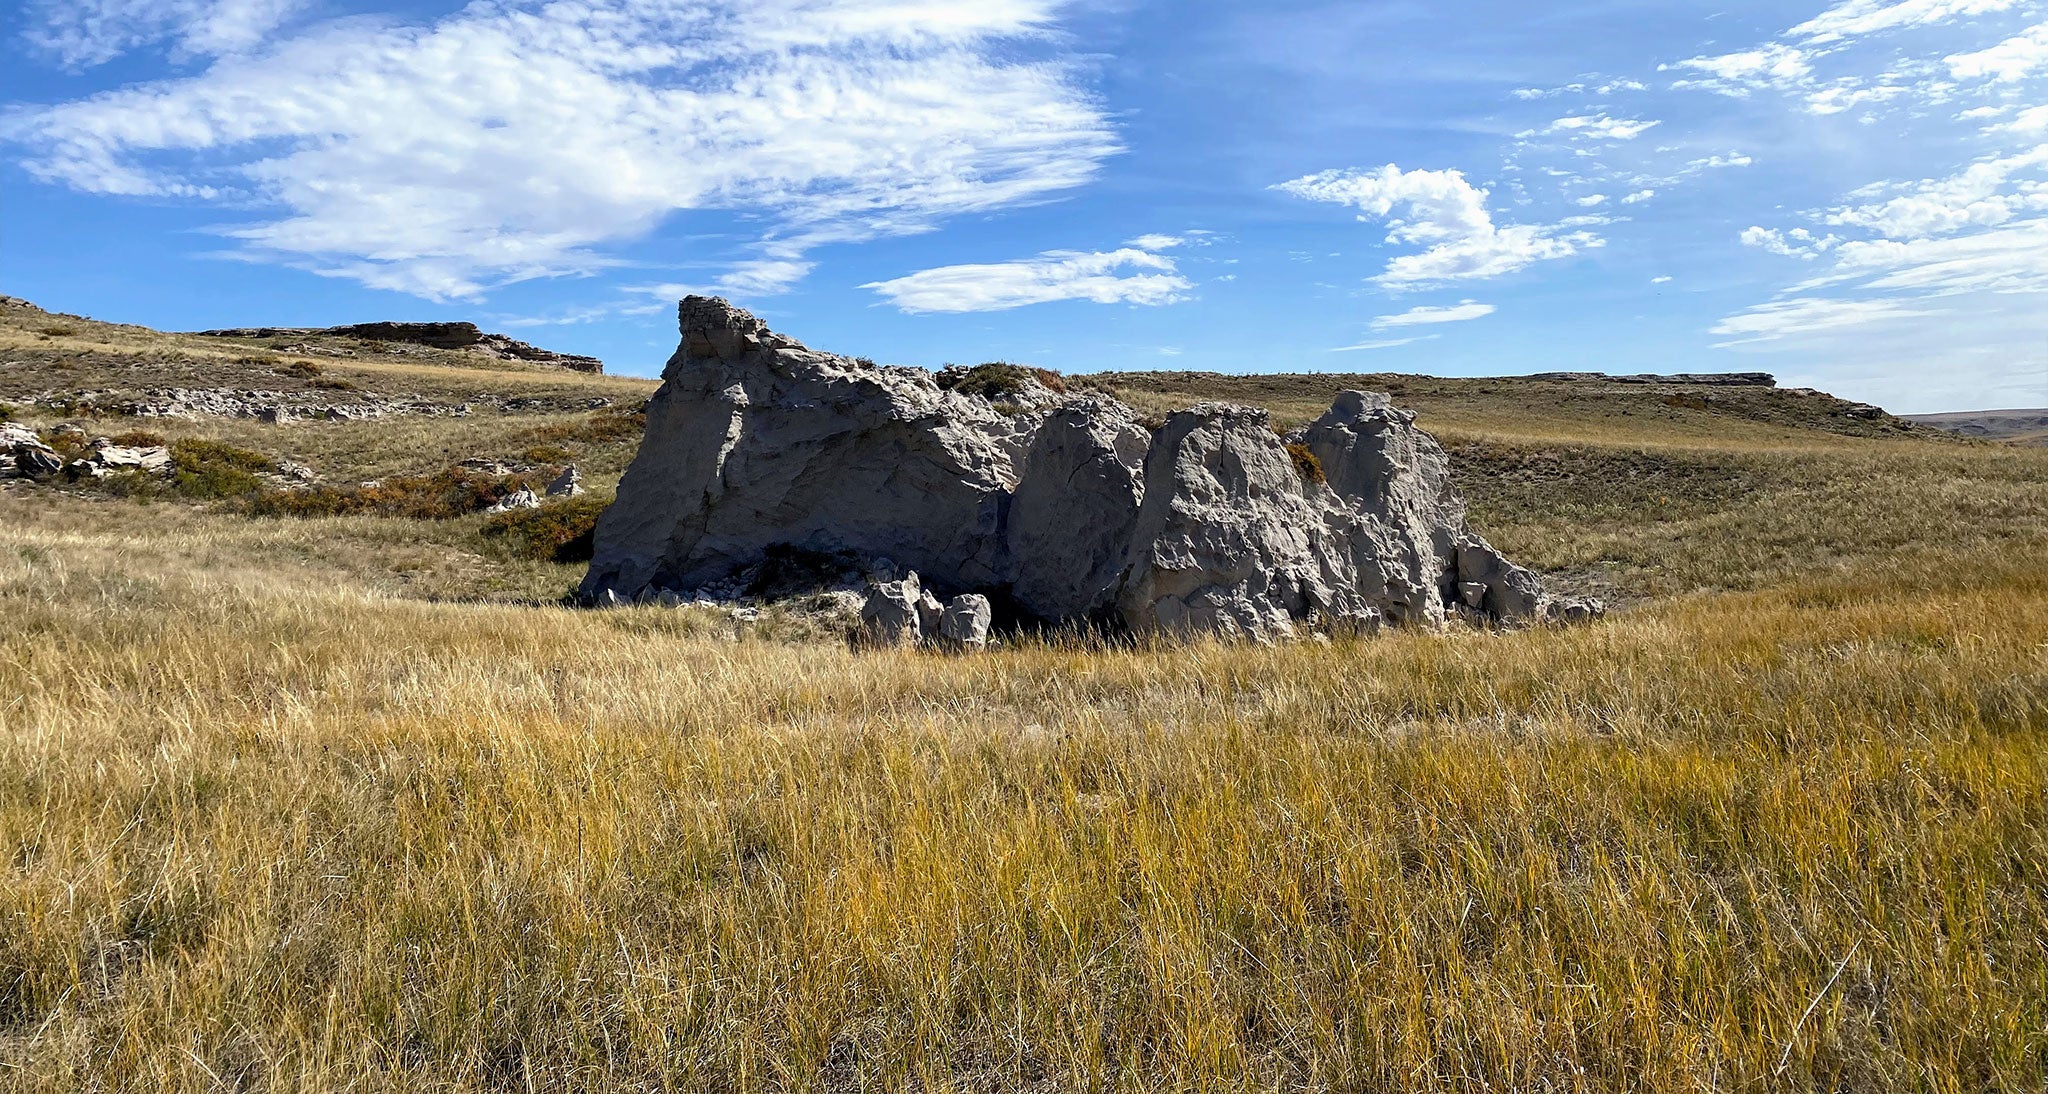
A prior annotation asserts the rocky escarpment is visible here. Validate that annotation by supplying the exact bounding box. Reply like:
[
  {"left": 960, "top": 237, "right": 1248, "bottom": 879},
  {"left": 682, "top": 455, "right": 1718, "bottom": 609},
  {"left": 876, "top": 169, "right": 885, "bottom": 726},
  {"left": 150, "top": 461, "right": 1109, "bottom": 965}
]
[
  {"left": 196, "top": 321, "right": 604, "bottom": 373},
  {"left": 580, "top": 297, "right": 1593, "bottom": 640}
]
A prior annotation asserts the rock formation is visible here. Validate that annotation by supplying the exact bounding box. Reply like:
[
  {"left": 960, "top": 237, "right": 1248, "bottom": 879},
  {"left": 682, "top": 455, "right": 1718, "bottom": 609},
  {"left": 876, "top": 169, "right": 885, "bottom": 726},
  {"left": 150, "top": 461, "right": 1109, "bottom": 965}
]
[
  {"left": 197, "top": 321, "right": 604, "bottom": 372},
  {"left": 582, "top": 297, "right": 1588, "bottom": 640}
]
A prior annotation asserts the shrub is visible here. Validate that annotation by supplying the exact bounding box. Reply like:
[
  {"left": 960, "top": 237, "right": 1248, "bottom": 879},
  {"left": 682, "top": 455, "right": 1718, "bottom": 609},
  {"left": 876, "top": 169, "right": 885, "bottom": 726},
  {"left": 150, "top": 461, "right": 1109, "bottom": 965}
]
[
  {"left": 312, "top": 377, "right": 360, "bottom": 392},
  {"left": 252, "top": 467, "right": 546, "bottom": 521},
  {"left": 169, "top": 438, "right": 274, "bottom": 499},
  {"left": 481, "top": 494, "right": 610, "bottom": 562},
  {"left": 940, "top": 362, "right": 1067, "bottom": 400},
  {"left": 107, "top": 429, "right": 167, "bottom": 447},
  {"left": 524, "top": 444, "right": 575, "bottom": 464},
  {"left": 35, "top": 325, "right": 77, "bottom": 337},
  {"left": 1285, "top": 442, "right": 1326, "bottom": 486},
  {"left": 0, "top": 403, "right": 14, "bottom": 423},
  {"left": 274, "top": 360, "right": 322, "bottom": 378}
]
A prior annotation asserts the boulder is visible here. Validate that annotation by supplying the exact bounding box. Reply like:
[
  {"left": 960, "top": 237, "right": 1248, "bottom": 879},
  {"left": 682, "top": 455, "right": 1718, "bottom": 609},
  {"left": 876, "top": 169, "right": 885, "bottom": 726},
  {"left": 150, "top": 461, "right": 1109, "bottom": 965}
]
[
  {"left": 938, "top": 594, "right": 994, "bottom": 650},
  {"left": 88, "top": 442, "right": 171, "bottom": 473},
  {"left": 861, "top": 573, "right": 926, "bottom": 646},
  {"left": 582, "top": 297, "right": 1568, "bottom": 639},
  {"left": 1455, "top": 540, "right": 1545, "bottom": 621},
  {"left": 487, "top": 488, "right": 541, "bottom": 514},
  {"left": 546, "top": 466, "right": 583, "bottom": 497}
]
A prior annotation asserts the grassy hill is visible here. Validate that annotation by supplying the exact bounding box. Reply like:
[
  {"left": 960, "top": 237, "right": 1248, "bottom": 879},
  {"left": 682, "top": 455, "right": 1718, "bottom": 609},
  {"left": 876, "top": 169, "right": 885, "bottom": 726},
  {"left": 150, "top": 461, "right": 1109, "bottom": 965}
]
[{"left": 3, "top": 297, "right": 2046, "bottom": 1091}]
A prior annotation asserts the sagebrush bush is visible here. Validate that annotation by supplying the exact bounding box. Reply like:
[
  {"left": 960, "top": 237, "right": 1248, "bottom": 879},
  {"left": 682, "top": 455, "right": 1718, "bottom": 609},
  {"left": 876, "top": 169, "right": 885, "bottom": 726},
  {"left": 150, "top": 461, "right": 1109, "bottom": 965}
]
[
  {"left": 252, "top": 466, "right": 546, "bottom": 520},
  {"left": 941, "top": 361, "right": 1068, "bottom": 399},
  {"left": 274, "top": 360, "right": 322, "bottom": 378}
]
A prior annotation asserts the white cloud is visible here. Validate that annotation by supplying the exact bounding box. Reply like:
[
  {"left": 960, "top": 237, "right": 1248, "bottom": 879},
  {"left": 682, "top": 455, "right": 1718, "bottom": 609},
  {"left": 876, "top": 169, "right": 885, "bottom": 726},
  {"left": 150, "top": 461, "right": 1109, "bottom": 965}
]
[
  {"left": 1946, "top": 21, "right": 2048, "bottom": 81},
  {"left": 1274, "top": 165, "right": 1597, "bottom": 289},
  {"left": 1546, "top": 114, "right": 1662, "bottom": 140},
  {"left": 1328, "top": 335, "right": 1436, "bottom": 352},
  {"left": 1817, "top": 148, "right": 2048, "bottom": 241},
  {"left": 863, "top": 247, "right": 1193, "bottom": 313},
  {"left": 1622, "top": 189, "right": 1657, "bottom": 204},
  {"left": 22, "top": 0, "right": 308, "bottom": 67},
  {"left": 1652, "top": 275, "right": 1674, "bottom": 284},
  {"left": 1369, "top": 301, "right": 1495, "bottom": 330},
  {"left": 1791, "top": 0, "right": 2026, "bottom": 44},
  {"left": 1820, "top": 218, "right": 2048, "bottom": 294},
  {"left": 1126, "top": 234, "right": 1186, "bottom": 251},
  {"left": 0, "top": 0, "right": 1116, "bottom": 301},
  {"left": 1742, "top": 226, "right": 1843, "bottom": 258},
  {"left": 1575, "top": 193, "right": 1610, "bottom": 207},
  {"left": 1666, "top": 44, "right": 1815, "bottom": 94},
  {"left": 1710, "top": 296, "right": 1940, "bottom": 344}
]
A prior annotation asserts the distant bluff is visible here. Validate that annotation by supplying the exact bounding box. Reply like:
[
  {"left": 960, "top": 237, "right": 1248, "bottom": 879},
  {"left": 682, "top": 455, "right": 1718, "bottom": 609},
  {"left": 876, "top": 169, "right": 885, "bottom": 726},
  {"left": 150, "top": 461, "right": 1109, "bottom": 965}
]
[
  {"left": 579, "top": 297, "right": 1598, "bottom": 641},
  {"left": 197, "top": 320, "right": 603, "bottom": 373}
]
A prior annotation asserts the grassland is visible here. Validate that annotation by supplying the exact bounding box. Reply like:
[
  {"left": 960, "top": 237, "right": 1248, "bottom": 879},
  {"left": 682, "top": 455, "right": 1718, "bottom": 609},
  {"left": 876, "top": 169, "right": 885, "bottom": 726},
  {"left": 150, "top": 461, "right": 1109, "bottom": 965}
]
[{"left": 2, "top": 299, "right": 2046, "bottom": 1091}]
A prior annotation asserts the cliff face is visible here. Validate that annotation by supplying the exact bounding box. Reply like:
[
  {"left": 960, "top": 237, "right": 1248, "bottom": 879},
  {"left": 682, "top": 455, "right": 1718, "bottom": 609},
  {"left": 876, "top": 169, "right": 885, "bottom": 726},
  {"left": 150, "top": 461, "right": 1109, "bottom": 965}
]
[{"left": 581, "top": 297, "right": 1576, "bottom": 638}]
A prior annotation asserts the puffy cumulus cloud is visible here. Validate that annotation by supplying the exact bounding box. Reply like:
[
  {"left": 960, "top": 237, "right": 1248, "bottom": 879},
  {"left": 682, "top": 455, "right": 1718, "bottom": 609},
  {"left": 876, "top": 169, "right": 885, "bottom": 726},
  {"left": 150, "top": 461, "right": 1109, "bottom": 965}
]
[
  {"left": 1790, "top": 0, "right": 2026, "bottom": 43},
  {"left": 1274, "top": 165, "right": 1599, "bottom": 289},
  {"left": 22, "top": 0, "right": 308, "bottom": 67},
  {"left": 0, "top": 0, "right": 1116, "bottom": 301},
  {"left": 1822, "top": 148, "right": 2048, "bottom": 238},
  {"left": 862, "top": 247, "right": 1193, "bottom": 313},
  {"left": 1741, "top": 226, "right": 1842, "bottom": 259},
  {"left": 1946, "top": 21, "right": 2048, "bottom": 80},
  {"left": 1369, "top": 301, "right": 1495, "bottom": 330},
  {"left": 1710, "top": 296, "right": 1940, "bottom": 344}
]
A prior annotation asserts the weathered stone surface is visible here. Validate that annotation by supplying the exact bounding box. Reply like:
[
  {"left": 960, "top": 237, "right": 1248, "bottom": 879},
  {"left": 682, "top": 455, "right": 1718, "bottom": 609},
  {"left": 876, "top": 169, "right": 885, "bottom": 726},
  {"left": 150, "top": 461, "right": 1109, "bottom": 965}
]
[
  {"left": 583, "top": 297, "right": 1580, "bottom": 640},
  {"left": 1005, "top": 397, "right": 1149, "bottom": 621},
  {"left": 581, "top": 297, "right": 1020, "bottom": 603},
  {"left": 939, "top": 594, "right": 993, "bottom": 649},
  {"left": 861, "top": 574, "right": 926, "bottom": 646},
  {"left": 88, "top": 442, "right": 171, "bottom": 473},
  {"left": 546, "top": 466, "right": 583, "bottom": 497},
  {"left": 1298, "top": 390, "right": 1463, "bottom": 626},
  {"left": 487, "top": 488, "right": 541, "bottom": 514},
  {"left": 1114, "top": 404, "right": 1336, "bottom": 640}
]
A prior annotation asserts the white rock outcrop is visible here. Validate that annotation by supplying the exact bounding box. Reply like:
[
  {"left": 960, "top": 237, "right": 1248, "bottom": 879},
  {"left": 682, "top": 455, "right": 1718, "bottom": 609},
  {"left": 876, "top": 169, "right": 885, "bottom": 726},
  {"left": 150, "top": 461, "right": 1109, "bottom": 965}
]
[{"left": 582, "top": 297, "right": 1585, "bottom": 641}]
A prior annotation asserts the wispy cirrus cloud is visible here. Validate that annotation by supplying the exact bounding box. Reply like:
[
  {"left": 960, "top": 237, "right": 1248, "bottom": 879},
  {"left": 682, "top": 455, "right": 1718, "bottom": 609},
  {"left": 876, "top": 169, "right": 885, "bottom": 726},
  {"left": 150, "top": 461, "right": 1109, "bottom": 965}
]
[
  {"left": 1369, "top": 301, "right": 1495, "bottom": 329},
  {"left": 1, "top": 0, "right": 1117, "bottom": 302}
]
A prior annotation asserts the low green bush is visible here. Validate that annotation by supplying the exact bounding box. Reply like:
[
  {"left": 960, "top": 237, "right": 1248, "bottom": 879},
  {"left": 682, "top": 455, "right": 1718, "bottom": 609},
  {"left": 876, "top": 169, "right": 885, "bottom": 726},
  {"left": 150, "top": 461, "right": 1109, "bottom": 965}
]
[
  {"left": 481, "top": 494, "right": 609, "bottom": 562},
  {"left": 939, "top": 362, "right": 1068, "bottom": 400},
  {"left": 253, "top": 467, "right": 546, "bottom": 521}
]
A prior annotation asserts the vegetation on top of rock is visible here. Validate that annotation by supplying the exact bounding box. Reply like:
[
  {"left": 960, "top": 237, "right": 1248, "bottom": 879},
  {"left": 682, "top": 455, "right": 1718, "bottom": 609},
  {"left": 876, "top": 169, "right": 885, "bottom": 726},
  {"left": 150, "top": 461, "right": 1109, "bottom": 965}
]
[{"left": 938, "top": 362, "right": 1068, "bottom": 399}]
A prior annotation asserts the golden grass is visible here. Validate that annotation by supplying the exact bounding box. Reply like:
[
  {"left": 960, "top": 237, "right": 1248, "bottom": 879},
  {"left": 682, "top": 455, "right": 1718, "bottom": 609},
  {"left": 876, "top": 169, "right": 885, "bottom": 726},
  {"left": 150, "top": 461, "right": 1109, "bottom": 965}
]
[{"left": 3, "top": 493, "right": 2047, "bottom": 1091}]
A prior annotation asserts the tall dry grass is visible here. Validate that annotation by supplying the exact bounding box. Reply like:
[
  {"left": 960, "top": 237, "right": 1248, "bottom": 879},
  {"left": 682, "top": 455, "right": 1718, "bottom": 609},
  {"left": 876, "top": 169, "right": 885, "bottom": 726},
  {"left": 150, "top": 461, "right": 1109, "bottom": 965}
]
[{"left": 1, "top": 528, "right": 2043, "bottom": 1090}]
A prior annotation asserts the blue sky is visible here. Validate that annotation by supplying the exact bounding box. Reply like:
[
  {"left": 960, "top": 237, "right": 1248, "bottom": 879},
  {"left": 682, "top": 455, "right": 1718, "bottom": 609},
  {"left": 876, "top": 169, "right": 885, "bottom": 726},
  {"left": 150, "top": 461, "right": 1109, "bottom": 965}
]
[{"left": 3, "top": 0, "right": 2045, "bottom": 413}]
